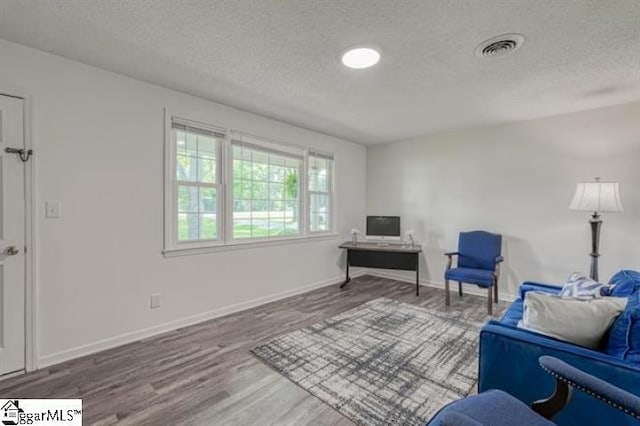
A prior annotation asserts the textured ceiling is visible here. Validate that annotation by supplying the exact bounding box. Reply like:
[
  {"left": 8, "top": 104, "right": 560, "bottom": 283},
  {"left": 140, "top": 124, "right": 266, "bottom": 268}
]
[{"left": 1, "top": 0, "right": 639, "bottom": 145}]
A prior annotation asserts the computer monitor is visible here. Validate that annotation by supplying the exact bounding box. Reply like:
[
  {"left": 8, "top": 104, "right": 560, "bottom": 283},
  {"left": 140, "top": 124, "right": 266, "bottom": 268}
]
[{"left": 366, "top": 216, "right": 401, "bottom": 241}]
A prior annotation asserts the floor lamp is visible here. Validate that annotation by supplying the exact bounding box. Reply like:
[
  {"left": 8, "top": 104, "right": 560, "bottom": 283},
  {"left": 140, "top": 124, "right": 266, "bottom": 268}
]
[{"left": 569, "top": 177, "right": 623, "bottom": 282}]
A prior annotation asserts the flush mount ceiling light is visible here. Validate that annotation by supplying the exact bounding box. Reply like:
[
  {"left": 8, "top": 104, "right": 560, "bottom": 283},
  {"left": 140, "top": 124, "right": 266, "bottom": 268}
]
[
  {"left": 341, "top": 47, "right": 380, "bottom": 69},
  {"left": 475, "top": 33, "right": 525, "bottom": 58}
]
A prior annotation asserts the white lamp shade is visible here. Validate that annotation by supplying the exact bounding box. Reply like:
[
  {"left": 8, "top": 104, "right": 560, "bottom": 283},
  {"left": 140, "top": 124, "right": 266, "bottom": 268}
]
[{"left": 569, "top": 181, "right": 623, "bottom": 213}]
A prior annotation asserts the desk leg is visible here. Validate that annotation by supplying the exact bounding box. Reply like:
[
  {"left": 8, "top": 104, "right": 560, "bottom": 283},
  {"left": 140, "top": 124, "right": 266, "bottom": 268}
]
[
  {"left": 340, "top": 251, "right": 351, "bottom": 289},
  {"left": 416, "top": 254, "right": 420, "bottom": 296}
]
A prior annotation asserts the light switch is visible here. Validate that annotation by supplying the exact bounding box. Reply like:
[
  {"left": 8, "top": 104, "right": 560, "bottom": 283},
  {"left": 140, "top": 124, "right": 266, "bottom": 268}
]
[
  {"left": 45, "top": 201, "right": 61, "bottom": 218},
  {"left": 150, "top": 293, "right": 161, "bottom": 309}
]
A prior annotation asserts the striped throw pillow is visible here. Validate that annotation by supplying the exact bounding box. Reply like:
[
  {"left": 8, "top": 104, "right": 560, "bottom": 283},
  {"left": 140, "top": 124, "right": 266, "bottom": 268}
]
[{"left": 559, "top": 272, "right": 611, "bottom": 299}]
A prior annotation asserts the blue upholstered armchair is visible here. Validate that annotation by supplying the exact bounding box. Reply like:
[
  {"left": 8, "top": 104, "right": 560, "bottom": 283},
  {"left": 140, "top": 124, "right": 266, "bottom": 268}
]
[
  {"left": 428, "top": 355, "right": 640, "bottom": 426},
  {"left": 444, "top": 231, "right": 503, "bottom": 314}
]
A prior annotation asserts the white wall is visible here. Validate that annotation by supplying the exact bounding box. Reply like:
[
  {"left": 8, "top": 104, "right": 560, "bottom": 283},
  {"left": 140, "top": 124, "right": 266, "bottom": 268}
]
[
  {"left": 368, "top": 102, "right": 640, "bottom": 298},
  {"left": 0, "top": 39, "right": 366, "bottom": 366}
]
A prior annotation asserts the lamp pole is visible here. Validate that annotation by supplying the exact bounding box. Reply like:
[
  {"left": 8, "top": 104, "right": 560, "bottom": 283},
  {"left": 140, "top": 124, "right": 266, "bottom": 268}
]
[{"left": 589, "top": 211, "right": 602, "bottom": 282}]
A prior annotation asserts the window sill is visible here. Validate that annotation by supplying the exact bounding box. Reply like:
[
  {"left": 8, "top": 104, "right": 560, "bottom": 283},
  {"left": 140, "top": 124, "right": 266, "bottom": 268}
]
[{"left": 162, "top": 233, "right": 340, "bottom": 258}]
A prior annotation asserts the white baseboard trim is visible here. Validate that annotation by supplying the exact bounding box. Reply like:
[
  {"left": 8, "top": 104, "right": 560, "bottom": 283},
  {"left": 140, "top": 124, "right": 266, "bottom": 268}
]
[
  {"left": 365, "top": 269, "right": 516, "bottom": 302},
  {"left": 0, "top": 369, "right": 27, "bottom": 383},
  {"left": 37, "top": 269, "right": 366, "bottom": 368}
]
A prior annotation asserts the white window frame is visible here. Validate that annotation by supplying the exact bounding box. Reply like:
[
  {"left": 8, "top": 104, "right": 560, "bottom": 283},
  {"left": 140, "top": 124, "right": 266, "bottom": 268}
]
[
  {"left": 307, "top": 149, "right": 335, "bottom": 235},
  {"left": 163, "top": 110, "right": 337, "bottom": 256},
  {"left": 164, "top": 114, "right": 226, "bottom": 251},
  {"left": 227, "top": 131, "right": 305, "bottom": 243}
]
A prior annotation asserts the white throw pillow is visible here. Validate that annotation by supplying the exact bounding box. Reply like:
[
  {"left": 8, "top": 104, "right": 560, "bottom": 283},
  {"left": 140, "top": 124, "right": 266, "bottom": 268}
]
[{"left": 518, "top": 291, "right": 627, "bottom": 348}]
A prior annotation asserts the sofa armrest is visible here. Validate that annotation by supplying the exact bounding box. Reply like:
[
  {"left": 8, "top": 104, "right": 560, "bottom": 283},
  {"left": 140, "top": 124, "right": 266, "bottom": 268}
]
[
  {"left": 479, "top": 321, "right": 640, "bottom": 425},
  {"left": 538, "top": 356, "right": 640, "bottom": 421},
  {"left": 519, "top": 281, "right": 562, "bottom": 299}
]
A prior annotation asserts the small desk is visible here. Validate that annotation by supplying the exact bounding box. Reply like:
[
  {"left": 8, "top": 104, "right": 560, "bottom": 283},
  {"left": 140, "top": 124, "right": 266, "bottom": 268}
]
[{"left": 339, "top": 242, "right": 423, "bottom": 295}]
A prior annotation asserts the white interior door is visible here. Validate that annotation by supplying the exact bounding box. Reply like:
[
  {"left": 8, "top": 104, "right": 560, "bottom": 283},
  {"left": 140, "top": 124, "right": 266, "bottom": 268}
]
[{"left": 0, "top": 95, "right": 26, "bottom": 375}]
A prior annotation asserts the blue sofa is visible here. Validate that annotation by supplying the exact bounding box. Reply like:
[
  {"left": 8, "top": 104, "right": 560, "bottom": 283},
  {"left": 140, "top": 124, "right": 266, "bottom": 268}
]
[{"left": 479, "top": 277, "right": 640, "bottom": 426}]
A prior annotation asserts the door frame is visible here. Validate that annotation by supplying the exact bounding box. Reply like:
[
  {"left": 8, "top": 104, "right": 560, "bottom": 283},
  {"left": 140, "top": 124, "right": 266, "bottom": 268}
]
[{"left": 1, "top": 88, "right": 36, "bottom": 373}]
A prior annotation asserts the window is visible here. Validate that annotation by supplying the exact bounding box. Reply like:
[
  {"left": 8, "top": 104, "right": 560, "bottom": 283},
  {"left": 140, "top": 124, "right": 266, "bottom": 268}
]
[
  {"left": 308, "top": 151, "right": 334, "bottom": 233},
  {"left": 165, "top": 113, "right": 335, "bottom": 254},
  {"left": 231, "top": 136, "right": 303, "bottom": 240},
  {"left": 170, "top": 119, "right": 223, "bottom": 245}
]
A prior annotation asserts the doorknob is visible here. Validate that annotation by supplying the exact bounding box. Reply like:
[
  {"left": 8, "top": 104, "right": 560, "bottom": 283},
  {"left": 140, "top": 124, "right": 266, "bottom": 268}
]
[{"left": 3, "top": 246, "right": 19, "bottom": 256}]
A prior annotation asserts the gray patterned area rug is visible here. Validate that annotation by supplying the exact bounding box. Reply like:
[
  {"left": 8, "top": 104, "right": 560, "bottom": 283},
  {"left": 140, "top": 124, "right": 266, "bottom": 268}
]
[{"left": 251, "top": 298, "right": 483, "bottom": 425}]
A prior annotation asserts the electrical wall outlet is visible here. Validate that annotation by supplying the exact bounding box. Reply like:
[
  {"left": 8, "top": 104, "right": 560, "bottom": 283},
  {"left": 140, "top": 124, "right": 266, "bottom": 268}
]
[
  {"left": 45, "top": 201, "right": 62, "bottom": 218},
  {"left": 150, "top": 293, "right": 161, "bottom": 309}
]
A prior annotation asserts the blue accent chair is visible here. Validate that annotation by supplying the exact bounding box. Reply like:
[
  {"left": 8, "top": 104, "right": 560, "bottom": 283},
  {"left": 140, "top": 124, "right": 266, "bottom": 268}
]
[
  {"left": 444, "top": 231, "right": 503, "bottom": 314},
  {"left": 428, "top": 355, "right": 640, "bottom": 426}
]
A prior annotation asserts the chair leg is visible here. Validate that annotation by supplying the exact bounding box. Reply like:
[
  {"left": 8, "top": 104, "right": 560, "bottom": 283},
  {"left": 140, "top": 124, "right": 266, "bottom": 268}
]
[
  {"left": 458, "top": 281, "right": 463, "bottom": 297},
  {"left": 445, "top": 279, "right": 450, "bottom": 306},
  {"left": 493, "top": 280, "right": 498, "bottom": 303},
  {"left": 487, "top": 286, "right": 493, "bottom": 315}
]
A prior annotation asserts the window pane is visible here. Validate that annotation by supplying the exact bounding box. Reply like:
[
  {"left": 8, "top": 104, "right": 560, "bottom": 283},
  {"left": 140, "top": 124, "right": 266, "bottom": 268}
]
[
  {"left": 253, "top": 199, "right": 268, "bottom": 211},
  {"left": 253, "top": 162, "right": 268, "bottom": 181},
  {"left": 252, "top": 181, "right": 268, "bottom": 200},
  {"left": 285, "top": 199, "right": 298, "bottom": 214},
  {"left": 269, "top": 183, "right": 284, "bottom": 200},
  {"left": 232, "top": 142, "right": 301, "bottom": 239},
  {"left": 310, "top": 212, "right": 327, "bottom": 232},
  {"left": 198, "top": 135, "right": 216, "bottom": 159},
  {"left": 200, "top": 213, "right": 217, "bottom": 240},
  {"left": 176, "top": 129, "right": 187, "bottom": 155},
  {"left": 200, "top": 187, "right": 217, "bottom": 214},
  {"left": 177, "top": 155, "right": 198, "bottom": 181},
  {"left": 309, "top": 171, "right": 319, "bottom": 191},
  {"left": 317, "top": 173, "right": 327, "bottom": 191},
  {"left": 309, "top": 157, "right": 330, "bottom": 192},
  {"left": 270, "top": 200, "right": 284, "bottom": 212},
  {"left": 284, "top": 214, "right": 299, "bottom": 235},
  {"left": 234, "top": 210, "right": 270, "bottom": 239},
  {"left": 310, "top": 193, "right": 330, "bottom": 232},
  {"left": 185, "top": 132, "right": 198, "bottom": 157},
  {"left": 232, "top": 144, "right": 241, "bottom": 158},
  {"left": 172, "top": 122, "right": 223, "bottom": 244},
  {"left": 308, "top": 154, "right": 333, "bottom": 233},
  {"left": 178, "top": 185, "right": 199, "bottom": 213},
  {"left": 178, "top": 213, "right": 199, "bottom": 241},
  {"left": 269, "top": 154, "right": 286, "bottom": 167},
  {"left": 177, "top": 186, "right": 218, "bottom": 241},
  {"left": 283, "top": 170, "right": 298, "bottom": 199},
  {"left": 233, "top": 159, "right": 246, "bottom": 180},
  {"left": 252, "top": 225, "right": 270, "bottom": 238},
  {"left": 233, "top": 219, "right": 252, "bottom": 238},
  {"left": 198, "top": 158, "right": 216, "bottom": 184},
  {"left": 269, "top": 218, "right": 285, "bottom": 237},
  {"left": 233, "top": 179, "right": 251, "bottom": 200},
  {"left": 270, "top": 165, "right": 285, "bottom": 182},
  {"left": 174, "top": 126, "right": 221, "bottom": 183}
]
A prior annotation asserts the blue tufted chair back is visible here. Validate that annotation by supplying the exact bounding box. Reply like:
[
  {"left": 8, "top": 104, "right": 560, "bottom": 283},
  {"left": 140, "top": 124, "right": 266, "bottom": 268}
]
[{"left": 458, "top": 231, "right": 502, "bottom": 272}]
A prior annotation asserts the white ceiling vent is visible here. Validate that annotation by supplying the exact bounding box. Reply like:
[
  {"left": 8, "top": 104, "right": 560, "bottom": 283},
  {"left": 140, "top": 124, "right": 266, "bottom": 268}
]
[{"left": 475, "top": 34, "right": 525, "bottom": 58}]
